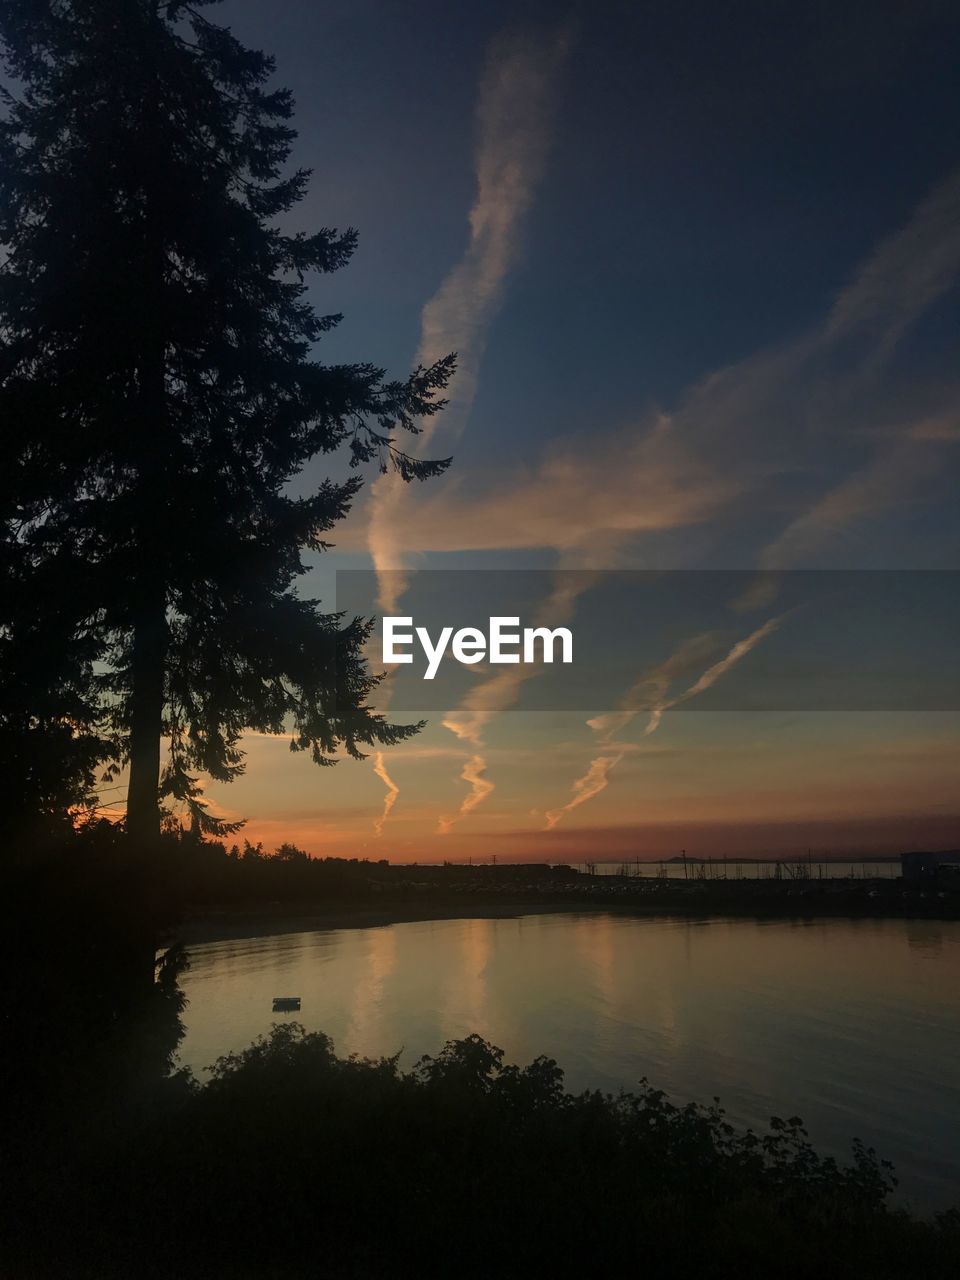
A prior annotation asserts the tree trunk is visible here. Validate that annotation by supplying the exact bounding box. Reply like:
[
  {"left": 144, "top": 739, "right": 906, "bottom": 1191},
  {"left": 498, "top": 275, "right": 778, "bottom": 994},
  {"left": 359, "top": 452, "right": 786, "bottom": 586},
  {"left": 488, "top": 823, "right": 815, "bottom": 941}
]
[
  {"left": 123, "top": 3, "right": 171, "bottom": 849},
  {"left": 126, "top": 589, "right": 167, "bottom": 845}
]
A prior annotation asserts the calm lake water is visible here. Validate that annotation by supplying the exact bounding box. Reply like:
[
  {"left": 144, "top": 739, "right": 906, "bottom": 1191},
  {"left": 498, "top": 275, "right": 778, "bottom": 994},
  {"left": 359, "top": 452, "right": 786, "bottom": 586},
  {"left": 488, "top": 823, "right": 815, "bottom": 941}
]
[{"left": 177, "top": 912, "right": 960, "bottom": 1212}]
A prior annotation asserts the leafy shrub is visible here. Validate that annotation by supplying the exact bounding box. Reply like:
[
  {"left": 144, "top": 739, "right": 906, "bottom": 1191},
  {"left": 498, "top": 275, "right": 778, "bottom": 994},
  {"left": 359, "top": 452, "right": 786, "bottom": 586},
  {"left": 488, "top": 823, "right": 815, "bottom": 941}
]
[{"left": 9, "top": 1023, "right": 951, "bottom": 1279}]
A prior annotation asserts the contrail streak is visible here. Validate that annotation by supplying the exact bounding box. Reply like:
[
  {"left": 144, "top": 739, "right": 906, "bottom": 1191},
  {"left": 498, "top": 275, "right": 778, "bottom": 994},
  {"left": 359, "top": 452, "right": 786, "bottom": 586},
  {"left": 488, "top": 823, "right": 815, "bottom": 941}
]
[
  {"left": 642, "top": 615, "right": 782, "bottom": 734},
  {"left": 438, "top": 569, "right": 596, "bottom": 824},
  {"left": 372, "top": 752, "right": 400, "bottom": 837},
  {"left": 367, "top": 24, "right": 571, "bottom": 615},
  {"left": 545, "top": 616, "right": 783, "bottom": 829},
  {"left": 544, "top": 753, "right": 623, "bottom": 830},
  {"left": 438, "top": 754, "right": 495, "bottom": 835}
]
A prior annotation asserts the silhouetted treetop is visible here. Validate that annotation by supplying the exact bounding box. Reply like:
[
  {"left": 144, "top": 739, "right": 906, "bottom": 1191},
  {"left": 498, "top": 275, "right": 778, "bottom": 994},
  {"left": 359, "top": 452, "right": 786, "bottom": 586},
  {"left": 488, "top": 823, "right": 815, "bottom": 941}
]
[{"left": 0, "top": 0, "right": 454, "bottom": 840}]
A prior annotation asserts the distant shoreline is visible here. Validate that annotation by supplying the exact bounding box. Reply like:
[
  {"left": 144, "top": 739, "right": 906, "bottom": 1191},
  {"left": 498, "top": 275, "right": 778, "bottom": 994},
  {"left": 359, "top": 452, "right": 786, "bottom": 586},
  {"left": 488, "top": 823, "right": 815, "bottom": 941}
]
[
  {"left": 652, "top": 855, "right": 902, "bottom": 865},
  {"left": 176, "top": 881, "right": 960, "bottom": 946},
  {"left": 176, "top": 901, "right": 572, "bottom": 944}
]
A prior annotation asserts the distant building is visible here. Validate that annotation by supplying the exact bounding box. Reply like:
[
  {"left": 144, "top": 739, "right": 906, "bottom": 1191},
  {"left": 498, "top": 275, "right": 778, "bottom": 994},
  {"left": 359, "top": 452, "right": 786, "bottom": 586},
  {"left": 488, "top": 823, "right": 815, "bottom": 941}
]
[{"left": 900, "top": 850, "right": 960, "bottom": 883}]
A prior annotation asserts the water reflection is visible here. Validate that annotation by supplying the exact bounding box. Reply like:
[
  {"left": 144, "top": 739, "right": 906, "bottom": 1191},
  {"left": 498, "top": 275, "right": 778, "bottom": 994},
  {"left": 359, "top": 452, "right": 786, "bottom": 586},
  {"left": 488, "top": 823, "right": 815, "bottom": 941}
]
[
  {"left": 342, "top": 926, "right": 397, "bottom": 1050},
  {"left": 904, "top": 919, "right": 946, "bottom": 958},
  {"left": 178, "top": 912, "right": 960, "bottom": 1210}
]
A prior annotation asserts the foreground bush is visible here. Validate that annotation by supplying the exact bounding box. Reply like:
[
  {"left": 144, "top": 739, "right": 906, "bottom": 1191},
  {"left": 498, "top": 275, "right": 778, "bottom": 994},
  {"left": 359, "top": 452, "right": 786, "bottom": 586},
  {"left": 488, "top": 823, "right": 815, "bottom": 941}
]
[{"left": 7, "top": 1024, "right": 959, "bottom": 1278}]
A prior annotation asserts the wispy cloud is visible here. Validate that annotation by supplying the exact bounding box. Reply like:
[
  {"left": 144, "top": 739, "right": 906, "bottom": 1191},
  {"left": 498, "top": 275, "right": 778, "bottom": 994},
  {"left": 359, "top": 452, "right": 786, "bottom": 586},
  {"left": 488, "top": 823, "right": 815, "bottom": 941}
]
[
  {"left": 586, "top": 632, "right": 722, "bottom": 741},
  {"left": 416, "top": 25, "right": 572, "bottom": 441},
  {"left": 438, "top": 567, "right": 595, "bottom": 825},
  {"left": 367, "top": 422, "right": 738, "bottom": 556},
  {"left": 442, "top": 667, "right": 531, "bottom": 747},
  {"left": 362, "top": 167, "right": 960, "bottom": 845},
  {"left": 372, "top": 751, "right": 400, "bottom": 837},
  {"left": 546, "top": 616, "right": 783, "bottom": 829},
  {"left": 659, "top": 617, "right": 782, "bottom": 721},
  {"left": 823, "top": 170, "right": 960, "bottom": 355},
  {"left": 347, "top": 169, "right": 960, "bottom": 572},
  {"left": 544, "top": 753, "right": 623, "bottom": 830},
  {"left": 758, "top": 437, "right": 956, "bottom": 571},
  {"left": 438, "top": 754, "right": 495, "bottom": 834},
  {"left": 362, "top": 24, "right": 570, "bottom": 833},
  {"left": 367, "top": 23, "right": 571, "bottom": 612},
  {"left": 405, "top": 169, "right": 960, "bottom": 839}
]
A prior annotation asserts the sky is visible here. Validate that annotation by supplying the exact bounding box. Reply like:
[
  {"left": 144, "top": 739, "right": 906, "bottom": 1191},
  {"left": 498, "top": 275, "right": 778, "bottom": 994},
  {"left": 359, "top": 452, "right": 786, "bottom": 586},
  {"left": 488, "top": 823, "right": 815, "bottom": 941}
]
[{"left": 197, "top": 0, "right": 960, "bottom": 861}]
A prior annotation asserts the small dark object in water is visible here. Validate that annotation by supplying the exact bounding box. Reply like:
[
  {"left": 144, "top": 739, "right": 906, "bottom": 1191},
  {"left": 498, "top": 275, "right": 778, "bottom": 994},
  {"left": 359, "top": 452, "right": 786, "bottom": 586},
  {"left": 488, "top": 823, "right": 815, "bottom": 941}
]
[{"left": 272, "top": 996, "right": 301, "bottom": 1012}]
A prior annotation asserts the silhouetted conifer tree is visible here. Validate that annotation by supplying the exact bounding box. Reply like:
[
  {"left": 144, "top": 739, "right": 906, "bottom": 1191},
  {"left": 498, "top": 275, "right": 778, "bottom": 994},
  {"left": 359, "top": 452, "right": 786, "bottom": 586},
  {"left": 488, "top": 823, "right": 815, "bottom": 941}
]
[{"left": 0, "top": 1, "right": 453, "bottom": 841}]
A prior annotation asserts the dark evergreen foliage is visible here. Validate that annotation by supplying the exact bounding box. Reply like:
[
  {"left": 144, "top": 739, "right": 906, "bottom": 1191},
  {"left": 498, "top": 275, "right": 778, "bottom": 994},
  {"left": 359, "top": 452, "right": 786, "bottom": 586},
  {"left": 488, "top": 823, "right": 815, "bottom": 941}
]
[{"left": 0, "top": 0, "right": 454, "bottom": 840}]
